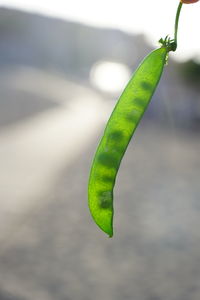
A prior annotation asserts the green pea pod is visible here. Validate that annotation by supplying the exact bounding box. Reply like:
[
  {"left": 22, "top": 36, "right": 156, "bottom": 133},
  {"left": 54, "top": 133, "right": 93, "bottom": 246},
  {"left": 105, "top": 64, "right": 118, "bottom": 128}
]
[{"left": 88, "top": 47, "right": 168, "bottom": 237}]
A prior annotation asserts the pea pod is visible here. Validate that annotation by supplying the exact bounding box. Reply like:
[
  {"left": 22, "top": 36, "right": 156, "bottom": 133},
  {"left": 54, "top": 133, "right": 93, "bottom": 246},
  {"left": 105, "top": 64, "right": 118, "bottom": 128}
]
[{"left": 88, "top": 47, "right": 168, "bottom": 237}]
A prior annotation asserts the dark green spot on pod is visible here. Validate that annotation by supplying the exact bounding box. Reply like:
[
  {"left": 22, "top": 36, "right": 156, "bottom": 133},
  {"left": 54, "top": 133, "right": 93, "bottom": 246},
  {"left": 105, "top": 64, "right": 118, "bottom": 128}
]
[
  {"left": 98, "top": 191, "right": 112, "bottom": 209},
  {"left": 101, "top": 175, "right": 114, "bottom": 183},
  {"left": 133, "top": 97, "right": 147, "bottom": 107},
  {"left": 109, "top": 130, "right": 124, "bottom": 141},
  {"left": 140, "top": 81, "right": 152, "bottom": 91},
  {"left": 125, "top": 110, "right": 141, "bottom": 122},
  {"left": 98, "top": 152, "right": 118, "bottom": 168}
]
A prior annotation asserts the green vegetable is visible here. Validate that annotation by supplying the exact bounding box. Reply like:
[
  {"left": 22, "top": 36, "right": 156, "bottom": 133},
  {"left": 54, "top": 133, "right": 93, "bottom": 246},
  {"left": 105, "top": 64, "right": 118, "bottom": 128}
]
[
  {"left": 88, "top": 2, "right": 194, "bottom": 237},
  {"left": 88, "top": 47, "right": 168, "bottom": 237}
]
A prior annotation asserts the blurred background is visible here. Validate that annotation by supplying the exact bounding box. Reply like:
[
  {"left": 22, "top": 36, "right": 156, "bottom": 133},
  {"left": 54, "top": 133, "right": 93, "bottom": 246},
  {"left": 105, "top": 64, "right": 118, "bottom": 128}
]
[{"left": 0, "top": 1, "right": 200, "bottom": 300}]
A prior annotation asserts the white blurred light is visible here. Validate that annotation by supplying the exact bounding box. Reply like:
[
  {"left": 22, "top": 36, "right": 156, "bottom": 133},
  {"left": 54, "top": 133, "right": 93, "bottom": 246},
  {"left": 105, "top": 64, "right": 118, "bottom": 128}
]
[{"left": 90, "top": 61, "right": 131, "bottom": 94}]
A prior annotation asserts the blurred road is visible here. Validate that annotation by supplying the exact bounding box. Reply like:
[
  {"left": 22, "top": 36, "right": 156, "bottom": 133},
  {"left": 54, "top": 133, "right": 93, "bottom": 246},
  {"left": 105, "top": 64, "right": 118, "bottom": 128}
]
[
  {"left": 0, "top": 68, "right": 200, "bottom": 300},
  {"left": 0, "top": 67, "right": 109, "bottom": 243}
]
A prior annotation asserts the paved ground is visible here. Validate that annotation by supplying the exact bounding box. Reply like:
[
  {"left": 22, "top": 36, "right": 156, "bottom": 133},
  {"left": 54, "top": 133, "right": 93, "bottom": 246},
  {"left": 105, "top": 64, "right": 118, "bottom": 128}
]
[
  {"left": 0, "top": 67, "right": 108, "bottom": 243},
  {"left": 0, "top": 67, "right": 200, "bottom": 300}
]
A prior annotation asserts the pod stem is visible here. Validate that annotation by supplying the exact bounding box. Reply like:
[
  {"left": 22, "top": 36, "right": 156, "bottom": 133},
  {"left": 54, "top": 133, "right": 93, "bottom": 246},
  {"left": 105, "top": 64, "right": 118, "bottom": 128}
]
[
  {"left": 159, "top": 2, "right": 183, "bottom": 52},
  {"left": 174, "top": 2, "right": 183, "bottom": 51}
]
